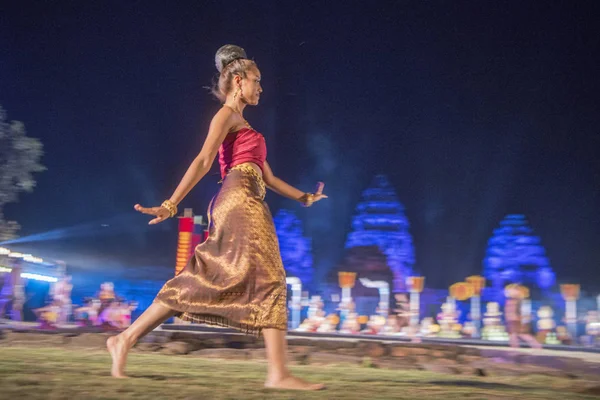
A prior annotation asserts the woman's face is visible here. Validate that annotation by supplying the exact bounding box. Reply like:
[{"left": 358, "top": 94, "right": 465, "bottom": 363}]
[{"left": 238, "top": 66, "right": 262, "bottom": 105}]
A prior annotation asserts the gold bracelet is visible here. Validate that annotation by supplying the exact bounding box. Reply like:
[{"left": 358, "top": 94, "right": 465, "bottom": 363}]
[
  {"left": 161, "top": 200, "right": 178, "bottom": 218},
  {"left": 300, "top": 193, "right": 315, "bottom": 208}
]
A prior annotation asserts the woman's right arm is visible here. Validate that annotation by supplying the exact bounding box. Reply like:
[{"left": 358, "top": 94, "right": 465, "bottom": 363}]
[
  {"left": 167, "top": 108, "right": 234, "bottom": 206},
  {"left": 135, "top": 108, "right": 234, "bottom": 225}
]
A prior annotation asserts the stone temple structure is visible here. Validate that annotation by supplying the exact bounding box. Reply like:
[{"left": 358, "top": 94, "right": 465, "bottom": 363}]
[
  {"left": 273, "top": 209, "right": 314, "bottom": 288},
  {"left": 483, "top": 214, "right": 555, "bottom": 298},
  {"left": 344, "top": 175, "right": 415, "bottom": 292}
]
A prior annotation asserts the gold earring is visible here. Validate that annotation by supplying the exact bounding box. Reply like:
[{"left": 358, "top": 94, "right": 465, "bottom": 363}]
[{"left": 233, "top": 87, "right": 240, "bottom": 101}]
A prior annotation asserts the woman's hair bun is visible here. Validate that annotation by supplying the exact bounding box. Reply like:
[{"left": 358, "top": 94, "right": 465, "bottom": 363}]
[{"left": 215, "top": 44, "right": 247, "bottom": 73}]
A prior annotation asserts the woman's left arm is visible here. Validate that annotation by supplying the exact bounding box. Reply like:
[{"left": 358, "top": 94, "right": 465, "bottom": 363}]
[{"left": 262, "top": 161, "right": 327, "bottom": 206}]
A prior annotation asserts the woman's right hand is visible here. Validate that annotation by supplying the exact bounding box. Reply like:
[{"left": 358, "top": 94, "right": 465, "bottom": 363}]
[{"left": 134, "top": 204, "right": 171, "bottom": 225}]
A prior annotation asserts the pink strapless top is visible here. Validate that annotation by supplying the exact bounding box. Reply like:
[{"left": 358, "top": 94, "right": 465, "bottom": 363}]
[{"left": 218, "top": 127, "right": 267, "bottom": 179}]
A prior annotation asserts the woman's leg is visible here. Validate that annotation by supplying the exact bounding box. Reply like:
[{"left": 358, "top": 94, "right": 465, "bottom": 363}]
[
  {"left": 519, "top": 333, "right": 542, "bottom": 349},
  {"left": 107, "top": 302, "right": 177, "bottom": 378},
  {"left": 262, "top": 328, "right": 325, "bottom": 390},
  {"left": 509, "top": 332, "right": 520, "bottom": 348}
]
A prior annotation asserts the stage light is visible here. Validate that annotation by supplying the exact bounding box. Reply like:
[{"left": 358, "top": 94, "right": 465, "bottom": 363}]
[
  {"left": 0, "top": 267, "right": 58, "bottom": 282},
  {"left": 20, "top": 272, "right": 58, "bottom": 283},
  {"left": 8, "top": 252, "right": 24, "bottom": 258},
  {"left": 23, "top": 255, "right": 44, "bottom": 264},
  {"left": 0, "top": 247, "right": 10, "bottom": 255}
]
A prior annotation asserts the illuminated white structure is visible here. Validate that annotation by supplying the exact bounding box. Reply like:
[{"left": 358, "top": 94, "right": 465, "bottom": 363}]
[
  {"left": 359, "top": 277, "right": 390, "bottom": 316},
  {"left": 286, "top": 277, "right": 302, "bottom": 329},
  {"left": 560, "top": 284, "right": 580, "bottom": 340},
  {"left": 406, "top": 276, "right": 425, "bottom": 327}
]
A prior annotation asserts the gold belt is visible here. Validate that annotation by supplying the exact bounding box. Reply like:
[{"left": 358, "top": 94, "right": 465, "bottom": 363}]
[{"left": 227, "top": 163, "right": 266, "bottom": 199}]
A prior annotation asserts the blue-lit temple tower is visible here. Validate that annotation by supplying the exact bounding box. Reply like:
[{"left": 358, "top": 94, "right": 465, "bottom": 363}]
[
  {"left": 345, "top": 175, "right": 415, "bottom": 292},
  {"left": 273, "top": 209, "right": 314, "bottom": 288},
  {"left": 483, "top": 214, "right": 555, "bottom": 298}
]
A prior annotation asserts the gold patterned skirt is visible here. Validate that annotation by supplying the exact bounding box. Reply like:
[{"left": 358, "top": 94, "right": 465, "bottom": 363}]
[{"left": 154, "top": 164, "right": 287, "bottom": 336}]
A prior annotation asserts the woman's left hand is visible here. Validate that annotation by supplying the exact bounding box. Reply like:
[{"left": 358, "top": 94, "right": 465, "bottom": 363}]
[{"left": 312, "top": 182, "right": 328, "bottom": 203}]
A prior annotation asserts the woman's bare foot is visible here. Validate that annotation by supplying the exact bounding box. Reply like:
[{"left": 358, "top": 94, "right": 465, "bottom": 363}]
[
  {"left": 265, "top": 375, "right": 326, "bottom": 391},
  {"left": 107, "top": 334, "right": 130, "bottom": 378}
]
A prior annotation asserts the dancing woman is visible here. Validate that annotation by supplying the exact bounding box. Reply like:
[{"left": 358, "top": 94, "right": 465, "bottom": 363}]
[
  {"left": 107, "top": 45, "right": 327, "bottom": 390},
  {"left": 504, "top": 285, "right": 542, "bottom": 350}
]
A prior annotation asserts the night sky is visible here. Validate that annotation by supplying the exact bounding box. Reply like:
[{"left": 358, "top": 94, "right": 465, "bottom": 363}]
[{"left": 2, "top": 1, "right": 599, "bottom": 290}]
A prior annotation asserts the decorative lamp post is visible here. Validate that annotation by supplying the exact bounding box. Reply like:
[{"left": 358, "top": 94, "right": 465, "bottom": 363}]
[
  {"left": 466, "top": 275, "right": 486, "bottom": 337},
  {"left": 338, "top": 272, "right": 357, "bottom": 320},
  {"left": 286, "top": 277, "right": 302, "bottom": 329},
  {"left": 449, "top": 282, "right": 475, "bottom": 302},
  {"left": 520, "top": 287, "right": 532, "bottom": 327},
  {"left": 560, "top": 284, "right": 580, "bottom": 339},
  {"left": 359, "top": 278, "right": 390, "bottom": 316},
  {"left": 338, "top": 272, "right": 357, "bottom": 304},
  {"left": 406, "top": 276, "right": 425, "bottom": 327}
]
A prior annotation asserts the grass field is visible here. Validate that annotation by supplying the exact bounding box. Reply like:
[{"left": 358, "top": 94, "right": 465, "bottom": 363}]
[{"left": 0, "top": 345, "right": 598, "bottom": 400}]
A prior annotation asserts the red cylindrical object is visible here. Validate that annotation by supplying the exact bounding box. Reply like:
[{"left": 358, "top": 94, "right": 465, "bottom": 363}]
[{"left": 175, "top": 217, "right": 194, "bottom": 275}]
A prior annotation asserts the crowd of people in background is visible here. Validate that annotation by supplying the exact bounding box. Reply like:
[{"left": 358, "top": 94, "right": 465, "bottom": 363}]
[
  {"left": 73, "top": 282, "right": 138, "bottom": 329},
  {"left": 0, "top": 259, "right": 25, "bottom": 322},
  {"left": 0, "top": 259, "right": 137, "bottom": 330}
]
